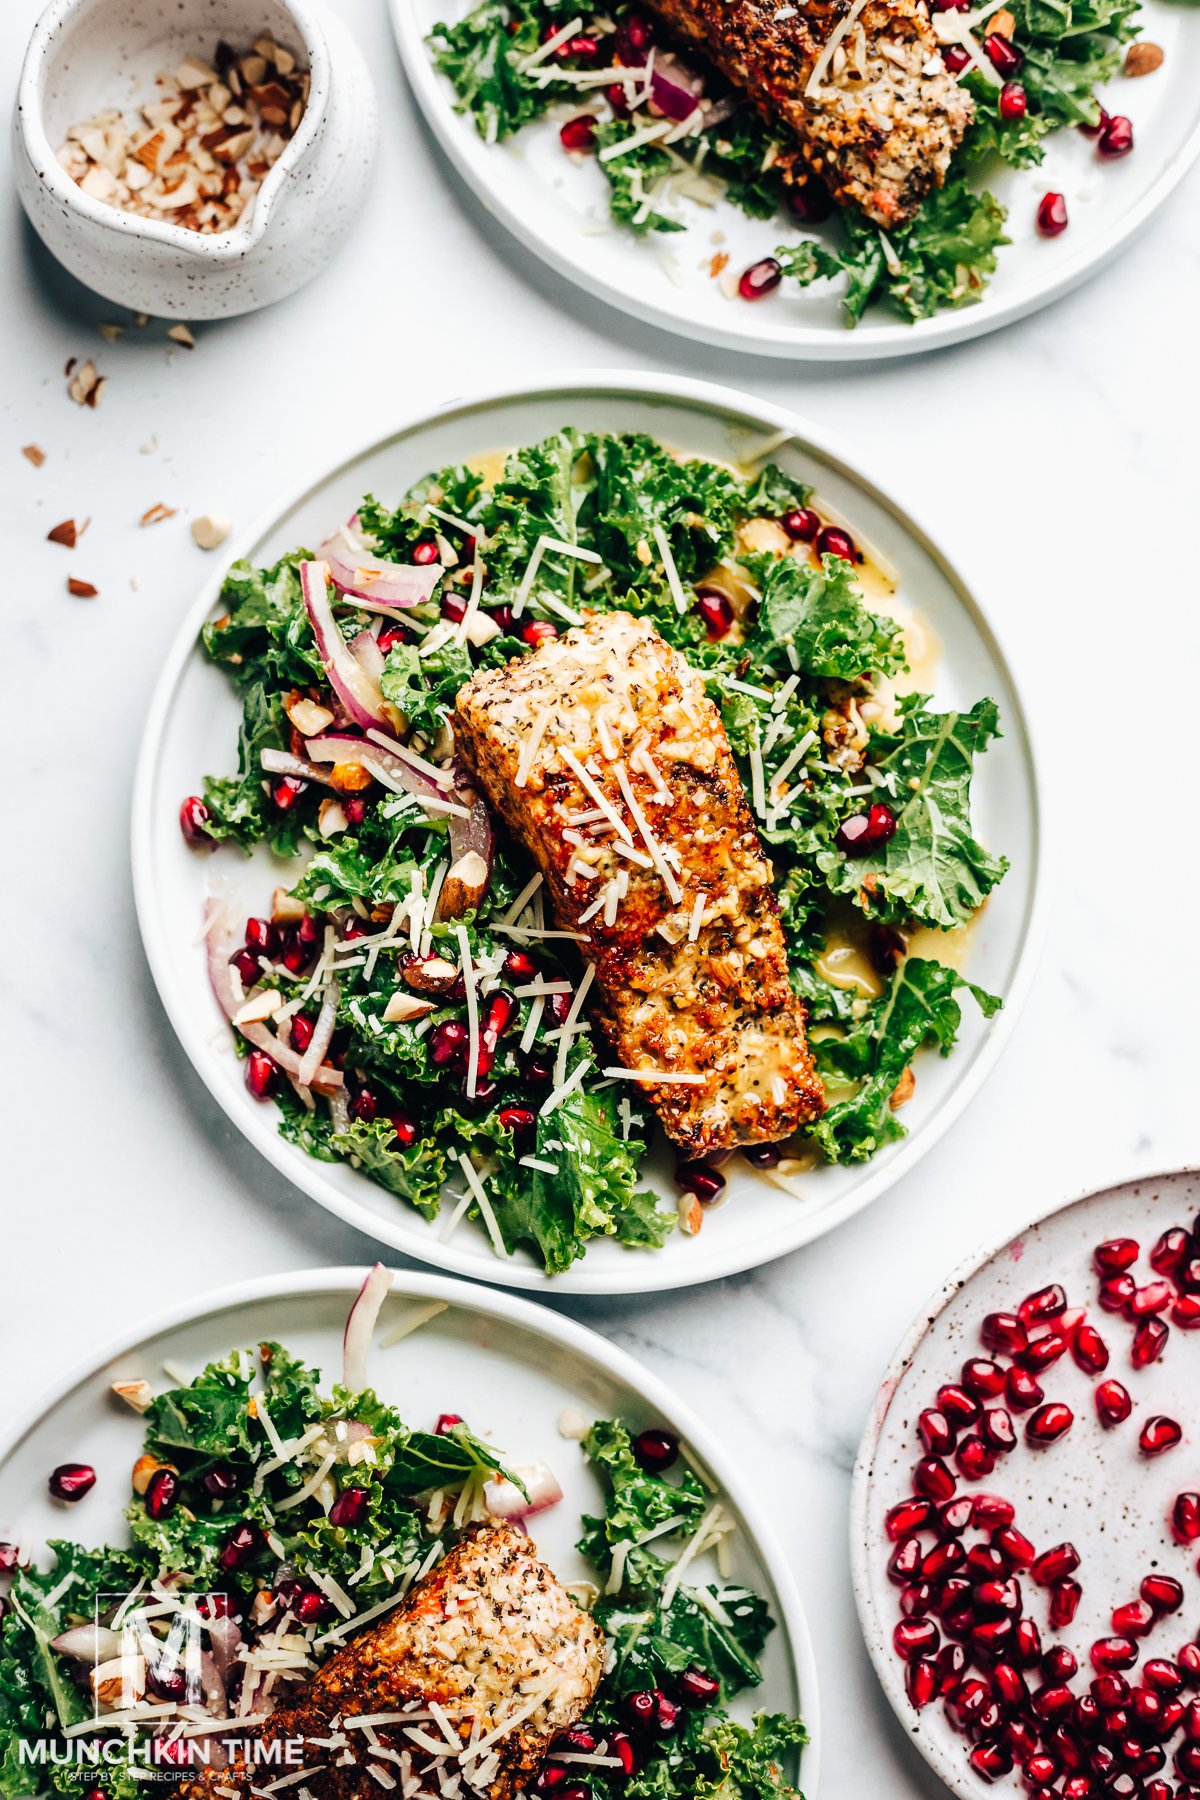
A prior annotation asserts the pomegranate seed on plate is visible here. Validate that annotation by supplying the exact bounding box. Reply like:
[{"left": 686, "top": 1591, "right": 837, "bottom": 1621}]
[
  {"left": 1032, "top": 1543, "right": 1080, "bottom": 1585},
  {"left": 966, "top": 1542, "right": 1007, "bottom": 1578},
  {"left": 992, "top": 1662, "right": 1028, "bottom": 1709},
  {"left": 429, "top": 1021, "right": 469, "bottom": 1068},
  {"left": 1095, "top": 1379, "right": 1132, "bottom": 1426},
  {"left": 1020, "top": 1284, "right": 1068, "bottom": 1325},
  {"left": 1173, "top": 1493, "right": 1200, "bottom": 1541},
  {"left": 1140, "top": 1415, "right": 1182, "bottom": 1456},
  {"left": 676, "top": 1668, "right": 720, "bottom": 1704},
  {"left": 145, "top": 1469, "right": 178, "bottom": 1520},
  {"left": 1100, "top": 1274, "right": 1136, "bottom": 1311},
  {"left": 411, "top": 538, "right": 438, "bottom": 565},
  {"left": 1132, "top": 1317, "right": 1169, "bottom": 1367},
  {"left": 982, "top": 1312, "right": 1027, "bottom": 1355},
  {"left": 738, "top": 257, "right": 782, "bottom": 300},
  {"left": 1095, "top": 1237, "right": 1140, "bottom": 1274},
  {"left": 49, "top": 1463, "right": 96, "bottom": 1502},
  {"left": 1112, "top": 1600, "right": 1155, "bottom": 1638},
  {"left": 1174, "top": 1295, "right": 1200, "bottom": 1327},
  {"left": 943, "top": 44, "right": 970, "bottom": 71},
  {"left": 1179, "top": 1745, "right": 1200, "bottom": 1780},
  {"left": 993, "top": 1524, "right": 1035, "bottom": 1568},
  {"left": 633, "top": 1428, "right": 678, "bottom": 1473},
  {"left": 906, "top": 1656, "right": 938, "bottom": 1707},
  {"left": 889, "top": 1536, "right": 923, "bottom": 1583},
  {"left": 1092, "top": 1637, "right": 1139, "bottom": 1672},
  {"left": 817, "top": 524, "right": 857, "bottom": 562},
  {"left": 522, "top": 620, "right": 558, "bottom": 647},
  {"left": 936, "top": 1643, "right": 966, "bottom": 1691},
  {"left": 938, "top": 1383, "right": 981, "bottom": 1426},
  {"left": 781, "top": 507, "right": 819, "bottom": 542},
  {"left": 390, "top": 1112, "right": 418, "bottom": 1149},
  {"left": 1073, "top": 1323, "right": 1109, "bottom": 1373},
  {"left": 435, "top": 1414, "right": 462, "bottom": 1435},
  {"left": 244, "top": 1050, "right": 276, "bottom": 1098},
  {"left": 1098, "top": 114, "right": 1134, "bottom": 157},
  {"left": 1044, "top": 1646, "right": 1078, "bottom": 1683},
  {"left": 1151, "top": 1228, "right": 1190, "bottom": 1275},
  {"left": 1144, "top": 1657, "right": 1185, "bottom": 1694},
  {"left": 835, "top": 803, "right": 896, "bottom": 855},
  {"left": 1013, "top": 1618, "right": 1043, "bottom": 1667},
  {"left": 939, "top": 1495, "right": 974, "bottom": 1535},
  {"left": 1006, "top": 1365, "right": 1043, "bottom": 1410},
  {"left": 955, "top": 1434, "right": 995, "bottom": 1479},
  {"left": 922, "top": 1540, "right": 964, "bottom": 1581},
  {"left": 998, "top": 80, "right": 1027, "bottom": 119},
  {"left": 1129, "top": 1281, "right": 1172, "bottom": 1318},
  {"left": 1052, "top": 1579, "right": 1082, "bottom": 1628},
  {"left": 1033, "top": 1683, "right": 1074, "bottom": 1720},
  {"left": 894, "top": 1617, "right": 939, "bottom": 1660},
  {"left": 886, "top": 1498, "right": 934, "bottom": 1539},
  {"left": 329, "top": 1486, "right": 369, "bottom": 1528},
  {"left": 742, "top": 1143, "right": 782, "bottom": 1170},
  {"left": 219, "top": 1521, "right": 261, "bottom": 1570},
  {"left": 676, "top": 1161, "right": 725, "bottom": 1203},
  {"left": 1020, "top": 1330, "right": 1068, "bottom": 1372},
  {"left": 974, "top": 1493, "right": 1015, "bottom": 1528},
  {"left": 179, "top": 795, "right": 213, "bottom": 846},
  {"left": 919, "top": 1409, "right": 955, "bottom": 1454},
  {"left": 984, "top": 31, "right": 1021, "bottom": 71},
  {"left": 696, "top": 590, "right": 734, "bottom": 639},
  {"left": 963, "top": 1358, "right": 1007, "bottom": 1398},
  {"left": 980, "top": 1408, "right": 1016, "bottom": 1452},
  {"left": 559, "top": 114, "right": 597, "bottom": 152},
  {"left": 272, "top": 775, "right": 307, "bottom": 811},
  {"left": 1026, "top": 1403, "right": 1073, "bottom": 1445}
]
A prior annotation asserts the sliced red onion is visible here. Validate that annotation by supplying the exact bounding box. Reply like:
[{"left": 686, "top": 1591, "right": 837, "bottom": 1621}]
[
  {"left": 328, "top": 1085, "right": 351, "bottom": 1135},
  {"left": 52, "top": 1624, "right": 122, "bottom": 1663},
  {"left": 349, "top": 629, "right": 386, "bottom": 687},
  {"left": 443, "top": 765, "right": 494, "bottom": 917},
  {"left": 305, "top": 731, "right": 448, "bottom": 802},
  {"left": 259, "top": 747, "right": 336, "bottom": 787},
  {"left": 343, "top": 1263, "right": 393, "bottom": 1394},
  {"left": 206, "top": 900, "right": 343, "bottom": 1094},
  {"left": 301, "top": 560, "right": 390, "bottom": 734},
  {"left": 297, "top": 979, "right": 338, "bottom": 1089},
  {"left": 193, "top": 1651, "right": 227, "bottom": 1715},
  {"left": 484, "top": 1461, "right": 563, "bottom": 1520},
  {"left": 649, "top": 55, "right": 703, "bottom": 120},
  {"left": 318, "top": 523, "right": 443, "bottom": 610},
  {"left": 203, "top": 1612, "right": 243, "bottom": 1682}
]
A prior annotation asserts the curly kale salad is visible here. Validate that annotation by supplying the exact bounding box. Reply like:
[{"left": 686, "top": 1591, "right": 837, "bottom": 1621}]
[
  {"left": 0, "top": 1281, "right": 808, "bottom": 1800},
  {"left": 180, "top": 428, "right": 1006, "bottom": 1274},
  {"left": 427, "top": 0, "right": 1162, "bottom": 326}
]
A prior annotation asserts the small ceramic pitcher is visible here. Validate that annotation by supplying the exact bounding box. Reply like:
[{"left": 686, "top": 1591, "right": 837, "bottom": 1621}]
[{"left": 13, "top": 0, "right": 377, "bottom": 319}]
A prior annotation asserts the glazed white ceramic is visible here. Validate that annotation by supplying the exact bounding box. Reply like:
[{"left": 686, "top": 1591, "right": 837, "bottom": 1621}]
[
  {"left": 13, "top": 0, "right": 378, "bottom": 318},
  {"left": 0, "top": 1266, "right": 820, "bottom": 1795},
  {"left": 132, "top": 372, "right": 1046, "bottom": 1295},
  {"left": 392, "top": 0, "right": 1200, "bottom": 360},
  {"left": 850, "top": 1168, "right": 1200, "bottom": 1800}
]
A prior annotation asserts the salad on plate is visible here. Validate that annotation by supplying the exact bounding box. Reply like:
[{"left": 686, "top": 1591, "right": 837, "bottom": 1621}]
[
  {"left": 0, "top": 1274, "right": 808, "bottom": 1800},
  {"left": 179, "top": 427, "right": 1006, "bottom": 1273}
]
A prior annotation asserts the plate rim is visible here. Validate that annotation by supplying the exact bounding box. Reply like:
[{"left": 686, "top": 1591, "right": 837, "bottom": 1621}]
[
  {"left": 131, "top": 368, "right": 1050, "bottom": 1295},
  {"left": 846, "top": 1160, "right": 1200, "bottom": 1800},
  {"left": 0, "top": 1263, "right": 822, "bottom": 1797},
  {"left": 388, "top": 0, "right": 1200, "bottom": 362}
]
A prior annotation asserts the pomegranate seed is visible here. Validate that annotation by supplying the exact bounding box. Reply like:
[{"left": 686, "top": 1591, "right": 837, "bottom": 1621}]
[
  {"left": 1026, "top": 1403, "right": 1073, "bottom": 1445},
  {"left": 1007, "top": 1366, "right": 1044, "bottom": 1410},
  {"left": 992, "top": 1662, "right": 1028, "bottom": 1709},
  {"left": 1020, "top": 1284, "right": 1068, "bottom": 1326},
  {"left": 244, "top": 1050, "right": 276, "bottom": 1098},
  {"left": 939, "top": 1495, "right": 975, "bottom": 1536},
  {"left": 1100, "top": 1274, "right": 1137, "bottom": 1312},
  {"left": 972, "top": 1618, "right": 1013, "bottom": 1657},
  {"left": 1020, "top": 1330, "right": 1068, "bottom": 1372},
  {"left": 633, "top": 1428, "right": 678, "bottom": 1473},
  {"left": 1026, "top": 1755, "right": 1060, "bottom": 1787},
  {"left": 0, "top": 1544, "right": 17, "bottom": 1573},
  {"left": 1179, "top": 1644, "right": 1200, "bottom": 1684},
  {"left": 676, "top": 1668, "right": 720, "bottom": 1705},
  {"left": 923, "top": 1541, "right": 965, "bottom": 1581},
  {"left": 1140, "top": 1416, "right": 1182, "bottom": 1457},
  {"left": 1093, "top": 1672, "right": 1131, "bottom": 1706},
  {"left": 937, "top": 1643, "right": 967, "bottom": 1691},
  {"left": 1006, "top": 1719, "right": 1038, "bottom": 1761},
  {"left": 1063, "top": 1780, "right": 1094, "bottom": 1800},
  {"left": 696, "top": 590, "right": 734, "bottom": 639},
  {"left": 441, "top": 592, "right": 467, "bottom": 624},
  {"left": 617, "top": 10, "right": 652, "bottom": 53},
  {"left": 429, "top": 1020, "right": 469, "bottom": 1067},
  {"left": 407, "top": 538, "right": 437, "bottom": 565},
  {"left": 1036, "top": 191, "right": 1069, "bottom": 236},
  {"left": 994, "top": 1525, "right": 1035, "bottom": 1568},
  {"left": 676, "top": 1161, "right": 725, "bottom": 1203},
  {"left": 967, "top": 1543, "right": 1008, "bottom": 1579},
  {"left": 817, "top": 524, "right": 857, "bottom": 562},
  {"left": 219, "top": 1522, "right": 261, "bottom": 1570},
  {"left": 1014, "top": 1619, "right": 1044, "bottom": 1667},
  {"left": 179, "top": 795, "right": 214, "bottom": 846},
  {"left": 998, "top": 79, "right": 1027, "bottom": 118},
  {"left": 887, "top": 1498, "right": 934, "bottom": 1539},
  {"left": 1096, "top": 1380, "right": 1132, "bottom": 1427},
  {"left": 522, "top": 620, "right": 558, "bottom": 647},
  {"left": 1174, "top": 1295, "right": 1200, "bottom": 1328},
  {"left": 1132, "top": 1318, "right": 1169, "bottom": 1367},
  {"left": 906, "top": 1657, "right": 938, "bottom": 1707},
  {"left": 49, "top": 1463, "right": 95, "bottom": 1502},
  {"left": 351, "top": 1087, "right": 378, "bottom": 1125},
  {"left": 956, "top": 1434, "right": 996, "bottom": 1479},
  {"left": 608, "top": 1733, "right": 637, "bottom": 1777},
  {"left": 1032, "top": 1544, "right": 1080, "bottom": 1585},
  {"left": 436, "top": 1414, "right": 462, "bottom": 1435},
  {"left": 1173, "top": 1494, "right": 1200, "bottom": 1542},
  {"left": 969, "top": 1741, "right": 1014, "bottom": 1782},
  {"left": 1044, "top": 1646, "right": 1078, "bottom": 1682},
  {"left": 344, "top": 797, "right": 366, "bottom": 826},
  {"left": 943, "top": 43, "right": 970, "bottom": 70},
  {"left": 974, "top": 1576, "right": 1020, "bottom": 1615},
  {"left": 963, "top": 1358, "right": 1007, "bottom": 1398},
  {"left": 1092, "top": 1638, "right": 1139, "bottom": 1673},
  {"left": 390, "top": 1112, "right": 418, "bottom": 1149},
  {"left": 903, "top": 1582, "right": 935, "bottom": 1623},
  {"left": 201, "top": 1466, "right": 238, "bottom": 1497},
  {"left": 329, "top": 1486, "right": 369, "bottom": 1528},
  {"left": 1034, "top": 1684, "right": 1075, "bottom": 1721},
  {"left": 980, "top": 1408, "right": 1016, "bottom": 1452},
  {"left": 1052, "top": 1580, "right": 1082, "bottom": 1629},
  {"left": 889, "top": 1536, "right": 923, "bottom": 1583},
  {"left": 1073, "top": 1324, "right": 1109, "bottom": 1373},
  {"left": 1098, "top": 114, "right": 1134, "bottom": 157},
  {"left": 1144, "top": 1657, "right": 1186, "bottom": 1694},
  {"left": 497, "top": 1106, "right": 536, "bottom": 1145},
  {"left": 738, "top": 257, "right": 782, "bottom": 300},
  {"left": 975, "top": 1493, "right": 1016, "bottom": 1528},
  {"left": 554, "top": 1730, "right": 598, "bottom": 1756},
  {"left": 503, "top": 949, "right": 538, "bottom": 982},
  {"left": 939, "top": 1384, "right": 981, "bottom": 1426},
  {"left": 272, "top": 775, "right": 307, "bottom": 811},
  {"left": 651, "top": 1692, "right": 679, "bottom": 1734},
  {"left": 1151, "top": 1228, "right": 1190, "bottom": 1276},
  {"left": 1180, "top": 1746, "right": 1200, "bottom": 1781},
  {"left": 559, "top": 114, "right": 597, "bottom": 152},
  {"left": 984, "top": 30, "right": 1021, "bottom": 70},
  {"left": 145, "top": 1468, "right": 179, "bottom": 1521},
  {"left": 1180, "top": 1256, "right": 1200, "bottom": 1293},
  {"left": 741, "top": 1143, "right": 781, "bottom": 1170},
  {"left": 781, "top": 507, "right": 819, "bottom": 542},
  {"left": 836, "top": 804, "right": 897, "bottom": 855},
  {"left": 294, "top": 1589, "right": 331, "bottom": 1624},
  {"left": 1129, "top": 1281, "right": 1173, "bottom": 1318},
  {"left": 1096, "top": 1237, "right": 1140, "bottom": 1273},
  {"left": 982, "top": 1312, "right": 1028, "bottom": 1355},
  {"left": 919, "top": 1409, "right": 955, "bottom": 1455},
  {"left": 948, "top": 1676, "right": 991, "bottom": 1726},
  {"left": 231, "top": 948, "right": 259, "bottom": 986}
]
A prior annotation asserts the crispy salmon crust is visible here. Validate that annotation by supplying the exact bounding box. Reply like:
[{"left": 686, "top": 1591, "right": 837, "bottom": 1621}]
[
  {"left": 454, "top": 612, "right": 824, "bottom": 1156},
  {"left": 181, "top": 1522, "right": 604, "bottom": 1800},
  {"left": 640, "top": 0, "right": 973, "bottom": 227}
]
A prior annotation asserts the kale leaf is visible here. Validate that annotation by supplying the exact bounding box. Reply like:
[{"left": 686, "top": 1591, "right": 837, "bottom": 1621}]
[{"left": 743, "top": 552, "right": 905, "bottom": 680}]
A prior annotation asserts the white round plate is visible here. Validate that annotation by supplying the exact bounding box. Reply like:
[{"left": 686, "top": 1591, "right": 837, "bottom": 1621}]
[
  {"left": 0, "top": 1268, "right": 818, "bottom": 1793},
  {"left": 850, "top": 1167, "right": 1200, "bottom": 1800},
  {"left": 390, "top": 0, "right": 1200, "bottom": 360},
  {"left": 132, "top": 372, "right": 1046, "bottom": 1294}
]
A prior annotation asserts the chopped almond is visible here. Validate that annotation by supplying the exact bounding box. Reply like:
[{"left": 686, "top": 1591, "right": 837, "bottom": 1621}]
[
  {"left": 67, "top": 359, "right": 101, "bottom": 405},
  {"left": 21, "top": 444, "right": 46, "bottom": 468},
  {"left": 890, "top": 1066, "right": 916, "bottom": 1111},
  {"left": 47, "top": 519, "right": 79, "bottom": 547},
  {"left": 68, "top": 576, "right": 99, "bottom": 597},
  {"left": 1124, "top": 40, "right": 1163, "bottom": 74},
  {"left": 191, "top": 512, "right": 231, "bottom": 549},
  {"left": 140, "top": 502, "right": 177, "bottom": 526},
  {"left": 167, "top": 322, "right": 197, "bottom": 348}
]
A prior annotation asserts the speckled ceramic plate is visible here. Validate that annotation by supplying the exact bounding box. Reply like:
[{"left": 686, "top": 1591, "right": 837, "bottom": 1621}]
[
  {"left": 850, "top": 1168, "right": 1200, "bottom": 1800},
  {"left": 132, "top": 372, "right": 1045, "bottom": 1294},
  {"left": 391, "top": 0, "right": 1200, "bottom": 359},
  {"left": 0, "top": 1268, "right": 819, "bottom": 1792}
]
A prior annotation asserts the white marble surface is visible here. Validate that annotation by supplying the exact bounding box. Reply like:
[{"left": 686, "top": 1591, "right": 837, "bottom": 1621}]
[{"left": 3, "top": 0, "right": 1200, "bottom": 1793}]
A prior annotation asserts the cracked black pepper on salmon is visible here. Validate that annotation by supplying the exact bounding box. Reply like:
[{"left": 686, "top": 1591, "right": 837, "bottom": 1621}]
[
  {"left": 454, "top": 611, "right": 826, "bottom": 1157},
  {"left": 640, "top": 0, "right": 974, "bottom": 227}
]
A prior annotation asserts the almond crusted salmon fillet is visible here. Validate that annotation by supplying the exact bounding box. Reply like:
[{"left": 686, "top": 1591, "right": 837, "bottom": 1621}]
[
  {"left": 640, "top": 0, "right": 973, "bottom": 227},
  {"left": 181, "top": 1522, "right": 604, "bottom": 1800},
  {"left": 454, "top": 612, "right": 824, "bottom": 1156}
]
